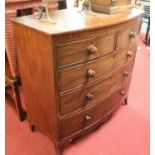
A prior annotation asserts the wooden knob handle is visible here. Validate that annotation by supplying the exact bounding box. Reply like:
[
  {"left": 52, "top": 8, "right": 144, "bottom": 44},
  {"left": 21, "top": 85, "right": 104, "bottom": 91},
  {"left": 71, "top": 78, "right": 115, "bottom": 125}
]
[
  {"left": 87, "top": 69, "right": 96, "bottom": 78},
  {"left": 123, "top": 71, "right": 129, "bottom": 77},
  {"left": 130, "top": 32, "right": 136, "bottom": 38},
  {"left": 86, "top": 93, "right": 94, "bottom": 100},
  {"left": 85, "top": 115, "right": 92, "bottom": 122},
  {"left": 127, "top": 51, "right": 133, "bottom": 57},
  {"left": 88, "top": 45, "right": 98, "bottom": 55},
  {"left": 69, "top": 139, "right": 73, "bottom": 143},
  {"left": 120, "top": 90, "right": 125, "bottom": 96}
]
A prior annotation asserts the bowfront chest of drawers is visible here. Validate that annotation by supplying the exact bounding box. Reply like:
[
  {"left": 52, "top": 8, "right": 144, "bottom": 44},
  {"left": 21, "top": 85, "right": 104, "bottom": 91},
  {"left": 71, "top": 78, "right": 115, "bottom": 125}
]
[{"left": 13, "top": 8, "right": 143, "bottom": 155}]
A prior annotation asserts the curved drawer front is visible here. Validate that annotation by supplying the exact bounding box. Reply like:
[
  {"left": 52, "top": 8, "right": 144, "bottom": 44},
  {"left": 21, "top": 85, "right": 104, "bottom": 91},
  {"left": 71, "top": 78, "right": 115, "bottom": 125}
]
[
  {"left": 57, "top": 34, "right": 116, "bottom": 67},
  {"left": 59, "top": 58, "right": 135, "bottom": 116},
  {"left": 59, "top": 53, "right": 115, "bottom": 92},
  {"left": 60, "top": 77, "right": 131, "bottom": 139},
  {"left": 116, "top": 23, "right": 140, "bottom": 50},
  {"left": 114, "top": 43, "right": 137, "bottom": 68},
  {"left": 56, "top": 22, "right": 140, "bottom": 68},
  {"left": 58, "top": 44, "right": 136, "bottom": 93}
]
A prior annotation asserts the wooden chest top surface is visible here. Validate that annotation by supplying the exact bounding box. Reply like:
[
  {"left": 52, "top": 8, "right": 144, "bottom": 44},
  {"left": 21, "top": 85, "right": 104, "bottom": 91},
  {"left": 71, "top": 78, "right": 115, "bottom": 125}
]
[{"left": 12, "top": 8, "right": 143, "bottom": 35}]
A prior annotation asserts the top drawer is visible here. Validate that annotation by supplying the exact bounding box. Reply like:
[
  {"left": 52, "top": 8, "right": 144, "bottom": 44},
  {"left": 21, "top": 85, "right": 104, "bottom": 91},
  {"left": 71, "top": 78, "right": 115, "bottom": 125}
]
[
  {"left": 57, "top": 22, "right": 140, "bottom": 68},
  {"left": 116, "top": 23, "right": 140, "bottom": 49},
  {"left": 57, "top": 34, "right": 116, "bottom": 67}
]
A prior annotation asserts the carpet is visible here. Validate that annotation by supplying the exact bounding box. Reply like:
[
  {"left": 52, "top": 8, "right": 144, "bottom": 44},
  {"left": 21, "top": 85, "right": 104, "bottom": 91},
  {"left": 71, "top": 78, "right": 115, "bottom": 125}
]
[{"left": 6, "top": 34, "right": 150, "bottom": 155}]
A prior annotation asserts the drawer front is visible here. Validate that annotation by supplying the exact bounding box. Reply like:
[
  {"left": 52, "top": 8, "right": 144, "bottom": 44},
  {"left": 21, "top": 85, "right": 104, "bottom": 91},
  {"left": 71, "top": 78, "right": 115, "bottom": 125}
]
[
  {"left": 59, "top": 53, "right": 115, "bottom": 92},
  {"left": 57, "top": 34, "right": 116, "bottom": 67},
  {"left": 114, "top": 43, "right": 137, "bottom": 68},
  {"left": 116, "top": 24, "right": 140, "bottom": 49},
  {"left": 60, "top": 81, "right": 131, "bottom": 139},
  {"left": 59, "top": 44, "right": 136, "bottom": 93},
  {"left": 59, "top": 58, "right": 135, "bottom": 116}
]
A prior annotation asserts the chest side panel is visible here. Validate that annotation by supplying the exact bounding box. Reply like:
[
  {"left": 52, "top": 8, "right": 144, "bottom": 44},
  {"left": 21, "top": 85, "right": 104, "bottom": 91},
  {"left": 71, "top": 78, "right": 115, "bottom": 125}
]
[{"left": 13, "top": 22, "right": 59, "bottom": 142}]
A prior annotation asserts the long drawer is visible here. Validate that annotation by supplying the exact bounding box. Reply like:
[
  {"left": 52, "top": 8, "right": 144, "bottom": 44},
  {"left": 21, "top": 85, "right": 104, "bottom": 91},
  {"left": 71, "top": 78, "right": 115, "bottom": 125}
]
[
  {"left": 60, "top": 76, "right": 132, "bottom": 139},
  {"left": 59, "top": 57, "right": 135, "bottom": 117},
  {"left": 58, "top": 44, "right": 137, "bottom": 93}
]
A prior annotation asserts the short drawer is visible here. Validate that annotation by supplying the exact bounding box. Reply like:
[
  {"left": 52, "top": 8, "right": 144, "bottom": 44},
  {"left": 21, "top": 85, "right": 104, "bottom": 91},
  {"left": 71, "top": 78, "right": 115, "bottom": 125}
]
[
  {"left": 116, "top": 23, "right": 140, "bottom": 49},
  {"left": 57, "top": 34, "right": 116, "bottom": 67},
  {"left": 58, "top": 44, "right": 136, "bottom": 92},
  {"left": 60, "top": 83, "right": 131, "bottom": 139},
  {"left": 59, "top": 58, "right": 135, "bottom": 116}
]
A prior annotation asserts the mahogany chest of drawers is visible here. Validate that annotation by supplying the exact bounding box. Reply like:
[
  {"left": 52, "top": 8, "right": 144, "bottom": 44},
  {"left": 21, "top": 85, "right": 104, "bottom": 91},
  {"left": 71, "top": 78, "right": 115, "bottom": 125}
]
[{"left": 13, "top": 8, "right": 143, "bottom": 155}]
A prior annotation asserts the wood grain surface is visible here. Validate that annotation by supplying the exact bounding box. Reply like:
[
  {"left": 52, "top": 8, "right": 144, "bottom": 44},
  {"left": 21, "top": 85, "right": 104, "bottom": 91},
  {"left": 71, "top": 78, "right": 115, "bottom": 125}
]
[{"left": 13, "top": 8, "right": 143, "bottom": 155}]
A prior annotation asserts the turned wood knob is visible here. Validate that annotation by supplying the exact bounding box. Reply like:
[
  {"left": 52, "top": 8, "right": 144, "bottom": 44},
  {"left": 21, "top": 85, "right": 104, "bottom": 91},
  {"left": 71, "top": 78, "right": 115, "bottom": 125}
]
[
  {"left": 87, "top": 69, "right": 96, "bottom": 78},
  {"left": 86, "top": 93, "right": 94, "bottom": 100},
  {"left": 88, "top": 45, "right": 98, "bottom": 55},
  {"left": 69, "top": 139, "right": 73, "bottom": 143},
  {"left": 85, "top": 115, "right": 92, "bottom": 122},
  {"left": 130, "top": 32, "right": 136, "bottom": 38},
  {"left": 127, "top": 51, "right": 133, "bottom": 57},
  {"left": 123, "top": 71, "right": 129, "bottom": 77},
  {"left": 120, "top": 90, "right": 125, "bottom": 96}
]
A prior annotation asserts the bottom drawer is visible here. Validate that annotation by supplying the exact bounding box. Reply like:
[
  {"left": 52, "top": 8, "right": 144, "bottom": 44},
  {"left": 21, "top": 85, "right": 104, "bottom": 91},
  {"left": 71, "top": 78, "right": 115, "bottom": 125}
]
[{"left": 60, "top": 77, "right": 132, "bottom": 139}]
